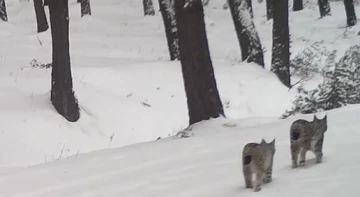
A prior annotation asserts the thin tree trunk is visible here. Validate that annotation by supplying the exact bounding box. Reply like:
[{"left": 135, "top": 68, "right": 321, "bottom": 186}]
[
  {"left": 271, "top": 0, "right": 291, "bottom": 87},
  {"left": 318, "top": 0, "right": 331, "bottom": 17},
  {"left": 174, "top": 0, "right": 224, "bottom": 125},
  {"left": 33, "top": 0, "right": 49, "bottom": 33},
  {"left": 344, "top": 0, "right": 357, "bottom": 26},
  {"left": 0, "top": 0, "right": 7, "bottom": 22},
  {"left": 81, "top": 0, "right": 91, "bottom": 17},
  {"left": 159, "top": 0, "right": 180, "bottom": 60},
  {"left": 143, "top": 0, "right": 155, "bottom": 16},
  {"left": 247, "top": 0, "right": 253, "bottom": 18},
  {"left": 47, "top": 0, "right": 80, "bottom": 122},
  {"left": 293, "top": 0, "right": 303, "bottom": 11},
  {"left": 228, "top": 0, "right": 264, "bottom": 67},
  {"left": 266, "top": 0, "right": 273, "bottom": 20}
]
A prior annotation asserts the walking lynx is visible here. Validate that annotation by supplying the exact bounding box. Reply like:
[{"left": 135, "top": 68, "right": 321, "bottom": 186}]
[
  {"left": 290, "top": 114, "right": 327, "bottom": 168},
  {"left": 242, "top": 139, "right": 276, "bottom": 192}
]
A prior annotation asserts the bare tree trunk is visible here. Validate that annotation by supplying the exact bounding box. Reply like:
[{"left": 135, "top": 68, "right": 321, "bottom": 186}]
[
  {"left": 293, "top": 0, "right": 303, "bottom": 11},
  {"left": 159, "top": 0, "right": 180, "bottom": 60},
  {"left": 228, "top": 0, "right": 264, "bottom": 67},
  {"left": 0, "top": 0, "right": 7, "bottom": 22},
  {"left": 143, "top": 0, "right": 155, "bottom": 16},
  {"left": 81, "top": 0, "right": 91, "bottom": 17},
  {"left": 271, "top": 0, "right": 291, "bottom": 87},
  {"left": 266, "top": 0, "right": 273, "bottom": 20},
  {"left": 246, "top": 0, "right": 253, "bottom": 18},
  {"left": 174, "top": 0, "right": 224, "bottom": 125},
  {"left": 344, "top": 0, "right": 357, "bottom": 26},
  {"left": 47, "top": 0, "right": 80, "bottom": 122},
  {"left": 33, "top": 0, "right": 49, "bottom": 33},
  {"left": 318, "top": 0, "right": 331, "bottom": 17}
]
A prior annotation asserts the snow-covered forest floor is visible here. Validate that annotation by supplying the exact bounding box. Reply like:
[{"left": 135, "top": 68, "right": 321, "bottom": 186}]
[{"left": 0, "top": 0, "right": 360, "bottom": 196}]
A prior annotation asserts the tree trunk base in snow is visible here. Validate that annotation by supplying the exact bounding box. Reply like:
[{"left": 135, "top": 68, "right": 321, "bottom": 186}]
[
  {"left": 48, "top": 0, "right": 80, "bottom": 122},
  {"left": 34, "top": 0, "right": 49, "bottom": 33},
  {"left": 175, "top": 0, "right": 224, "bottom": 125},
  {"left": 0, "top": 0, "right": 8, "bottom": 22}
]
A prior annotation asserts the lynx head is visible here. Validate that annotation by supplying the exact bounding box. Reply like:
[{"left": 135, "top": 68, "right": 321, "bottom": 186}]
[
  {"left": 260, "top": 138, "right": 276, "bottom": 167},
  {"left": 313, "top": 114, "right": 327, "bottom": 133}
]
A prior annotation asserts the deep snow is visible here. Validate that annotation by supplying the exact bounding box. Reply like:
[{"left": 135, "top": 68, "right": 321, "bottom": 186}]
[{"left": 0, "top": 0, "right": 359, "bottom": 187}]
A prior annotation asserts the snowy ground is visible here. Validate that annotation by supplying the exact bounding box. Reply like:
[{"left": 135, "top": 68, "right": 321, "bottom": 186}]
[
  {"left": 1, "top": 105, "right": 360, "bottom": 197},
  {"left": 0, "top": 0, "right": 359, "bottom": 185}
]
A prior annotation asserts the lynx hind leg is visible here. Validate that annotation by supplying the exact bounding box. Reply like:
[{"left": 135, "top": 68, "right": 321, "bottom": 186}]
[
  {"left": 314, "top": 138, "right": 324, "bottom": 164},
  {"left": 291, "top": 142, "right": 300, "bottom": 168},
  {"left": 263, "top": 168, "right": 273, "bottom": 183},
  {"left": 254, "top": 172, "right": 265, "bottom": 192},
  {"left": 243, "top": 155, "right": 253, "bottom": 188},
  {"left": 299, "top": 148, "right": 307, "bottom": 167}
]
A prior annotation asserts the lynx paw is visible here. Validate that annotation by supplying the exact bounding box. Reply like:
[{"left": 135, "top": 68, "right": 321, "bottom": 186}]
[
  {"left": 292, "top": 163, "right": 298, "bottom": 169},
  {"left": 254, "top": 186, "right": 261, "bottom": 192},
  {"left": 299, "top": 161, "right": 305, "bottom": 167}
]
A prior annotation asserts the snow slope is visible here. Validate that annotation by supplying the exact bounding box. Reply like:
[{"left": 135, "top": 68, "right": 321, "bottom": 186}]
[
  {"left": 0, "top": 0, "right": 359, "bottom": 168},
  {"left": 1, "top": 106, "right": 359, "bottom": 197}
]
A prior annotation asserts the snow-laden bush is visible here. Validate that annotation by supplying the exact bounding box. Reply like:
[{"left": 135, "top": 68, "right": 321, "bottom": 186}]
[
  {"left": 283, "top": 45, "right": 360, "bottom": 118},
  {"left": 290, "top": 41, "right": 336, "bottom": 80}
]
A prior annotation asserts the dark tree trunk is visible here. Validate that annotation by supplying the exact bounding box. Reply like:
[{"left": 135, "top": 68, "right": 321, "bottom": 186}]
[
  {"left": 293, "top": 0, "right": 303, "bottom": 11},
  {"left": 143, "top": 0, "right": 155, "bottom": 16},
  {"left": 77, "top": 0, "right": 81, "bottom": 3},
  {"left": 174, "top": 0, "right": 224, "bottom": 125},
  {"left": 266, "top": 0, "right": 273, "bottom": 20},
  {"left": 271, "top": 0, "right": 291, "bottom": 88},
  {"left": 228, "top": 0, "right": 264, "bottom": 67},
  {"left": 0, "top": 0, "right": 7, "bottom": 22},
  {"left": 48, "top": 0, "right": 80, "bottom": 122},
  {"left": 318, "top": 0, "right": 331, "bottom": 17},
  {"left": 159, "top": 0, "right": 180, "bottom": 60},
  {"left": 33, "top": 0, "right": 49, "bottom": 33},
  {"left": 81, "top": 0, "right": 91, "bottom": 17},
  {"left": 246, "top": 0, "right": 253, "bottom": 18},
  {"left": 344, "top": 0, "right": 357, "bottom": 26}
]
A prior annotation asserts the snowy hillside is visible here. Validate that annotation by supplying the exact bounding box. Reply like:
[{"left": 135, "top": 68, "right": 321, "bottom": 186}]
[
  {"left": 1, "top": 106, "right": 360, "bottom": 197},
  {"left": 0, "top": 0, "right": 359, "bottom": 177}
]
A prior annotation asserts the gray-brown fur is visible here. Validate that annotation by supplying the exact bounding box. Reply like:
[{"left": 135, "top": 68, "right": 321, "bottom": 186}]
[
  {"left": 290, "top": 114, "right": 327, "bottom": 168},
  {"left": 242, "top": 139, "right": 276, "bottom": 192}
]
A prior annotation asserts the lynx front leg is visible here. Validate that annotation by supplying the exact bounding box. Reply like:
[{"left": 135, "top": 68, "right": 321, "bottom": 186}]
[
  {"left": 291, "top": 142, "right": 300, "bottom": 168},
  {"left": 254, "top": 172, "right": 264, "bottom": 192},
  {"left": 314, "top": 138, "right": 324, "bottom": 164},
  {"left": 263, "top": 168, "right": 272, "bottom": 183},
  {"left": 299, "top": 148, "right": 308, "bottom": 167}
]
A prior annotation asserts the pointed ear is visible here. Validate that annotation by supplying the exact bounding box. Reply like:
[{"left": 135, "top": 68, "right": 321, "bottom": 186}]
[
  {"left": 323, "top": 113, "right": 327, "bottom": 120},
  {"left": 261, "top": 139, "right": 266, "bottom": 144},
  {"left": 272, "top": 138, "right": 276, "bottom": 144}
]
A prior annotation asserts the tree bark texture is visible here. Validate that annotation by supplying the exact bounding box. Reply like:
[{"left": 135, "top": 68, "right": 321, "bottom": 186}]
[
  {"left": 293, "top": 0, "right": 303, "bottom": 11},
  {"left": 0, "top": 0, "right": 7, "bottom": 21},
  {"left": 48, "top": 0, "right": 80, "bottom": 122},
  {"left": 228, "top": 0, "right": 264, "bottom": 67},
  {"left": 174, "top": 0, "right": 224, "bottom": 125},
  {"left": 271, "top": 0, "right": 291, "bottom": 88},
  {"left": 81, "top": 0, "right": 91, "bottom": 17},
  {"left": 266, "top": 0, "right": 273, "bottom": 20},
  {"left": 159, "top": 0, "right": 180, "bottom": 60},
  {"left": 33, "top": 0, "right": 49, "bottom": 33},
  {"left": 143, "top": 0, "right": 155, "bottom": 16},
  {"left": 344, "top": 0, "right": 357, "bottom": 26},
  {"left": 318, "top": 0, "right": 331, "bottom": 17}
]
